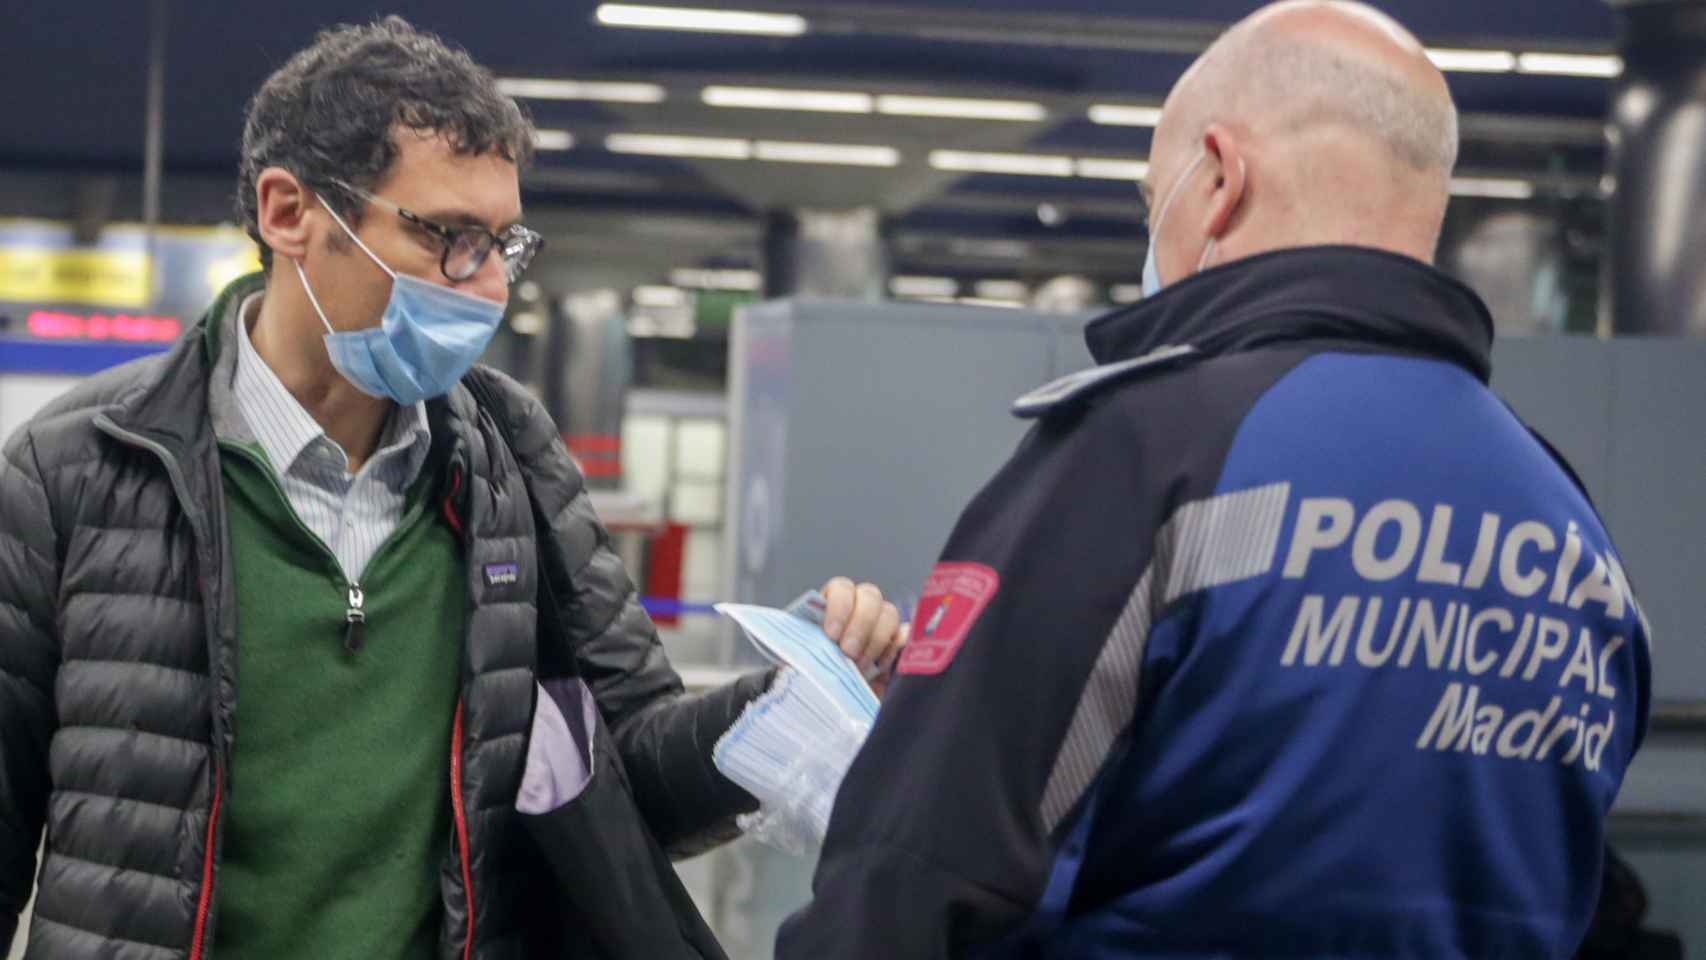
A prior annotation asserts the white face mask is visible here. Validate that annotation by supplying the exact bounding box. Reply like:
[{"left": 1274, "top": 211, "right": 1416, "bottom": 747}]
[{"left": 1141, "top": 150, "right": 1227, "bottom": 297}]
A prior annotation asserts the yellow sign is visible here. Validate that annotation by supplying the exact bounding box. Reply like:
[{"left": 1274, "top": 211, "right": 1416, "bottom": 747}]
[
  {"left": 205, "top": 245, "right": 264, "bottom": 298},
  {"left": 0, "top": 248, "right": 152, "bottom": 308}
]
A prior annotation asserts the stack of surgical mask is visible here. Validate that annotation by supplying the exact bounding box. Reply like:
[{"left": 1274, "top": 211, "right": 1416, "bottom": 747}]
[{"left": 712, "top": 601, "right": 880, "bottom": 856}]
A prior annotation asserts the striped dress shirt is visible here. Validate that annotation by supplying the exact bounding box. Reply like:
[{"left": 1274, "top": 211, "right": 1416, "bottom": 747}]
[{"left": 231, "top": 294, "right": 432, "bottom": 583}]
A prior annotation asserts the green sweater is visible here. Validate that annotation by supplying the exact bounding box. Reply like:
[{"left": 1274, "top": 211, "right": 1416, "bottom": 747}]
[{"left": 213, "top": 441, "right": 465, "bottom": 959}]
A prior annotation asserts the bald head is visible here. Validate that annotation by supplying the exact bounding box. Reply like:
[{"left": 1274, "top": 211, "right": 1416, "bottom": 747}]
[{"left": 1144, "top": 1, "right": 1459, "bottom": 279}]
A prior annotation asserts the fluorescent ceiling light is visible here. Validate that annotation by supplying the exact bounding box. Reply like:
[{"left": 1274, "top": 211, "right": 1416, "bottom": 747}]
[
  {"left": 890, "top": 275, "right": 959, "bottom": 298},
  {"left": 975, "top": 279, "right": 1029, "bottom": 301},
  {"left": 671, "top": 268, "right": 763, "bottom": 291},
  {"left": 956, "top": 297, "right": 1025, "bottom": 309},
  {"left": 1110, "top": 284, "right": 1146, "bottom": 304},
  {"left": 753, "top": 140, "right": 901, "bottom": 167},
  {"left": 930, "top": 150, "right": 1074, "bottom": 177},
  {"left": 532, "top": 130, "right": 575, "bottom": 151},
  {"left": 499, "top": 78, "right": 666, "bottom": 103},
  {"left": 634, "top": 285, "right": 688, "bottom": 308},
  {"left": 1076, "top": 158, "right": 1150, "bottom": 181},
  {"left": 1089, "top": 104, "right": 1164, "bottom": 127},
  {"left": 704, "top": 85, "right": 872, "bottom": 113},
  {"left": 606, "top": 133, "right": 752, "bottom": 159},
  {"left": 605, "top": 132, "right": 900, "bottom": 167},
  {"left": 1425, "top": 48, "right": 1517, "bottom": 73},
  {"left": 596, "top": 4, "right": 808, "bottom": 36},
  {"left": 1517, "top": 53, "right": 1623, "bottom": 78},
  {"left": 877, "top": 95, "right": 1046, "bottom": 122},
  {"left": 1450, "top": 177, "right": 1535, "bottom": 199}
]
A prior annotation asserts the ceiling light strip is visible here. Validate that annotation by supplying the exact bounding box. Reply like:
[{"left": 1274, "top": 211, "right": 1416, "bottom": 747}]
[
  {"left": 877, "top": 95, "right": 1046, "bottom": 122},
  {"left": 595, "top": 4, "right": 807, "bottom": 36},
  {"left": 930, "top": 150, "right": 1074, "bottom": 177},
  {"left": 1088, "top": 104, "right": 1163, "bottom": 127},
  {"left": 753, "top": 141, "right": 901, "bottom": 166},
  {"left": 531, "top": 130, "right": 576, "bottom": 151},
  {"left": 499, "top": 78, "right": 666, "bottom": 103},
  {"left": 1450, "top": 176, "right": 1536, "bottom": 199},
  {"left": 703, "top": 86, "right": 873, "bottom": 113},
  {"left": 606, "top": 133, "right": 752, "bottom": 159}
]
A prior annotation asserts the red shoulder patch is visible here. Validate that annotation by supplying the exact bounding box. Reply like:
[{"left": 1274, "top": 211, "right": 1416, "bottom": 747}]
[{"left": 898, "top": 562, "right": 1000, "bottom": 676}]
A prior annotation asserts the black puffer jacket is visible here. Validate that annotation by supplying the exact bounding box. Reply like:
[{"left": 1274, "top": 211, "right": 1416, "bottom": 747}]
[{"left": 0, "top": 276, "right": 766, "bottom": 958}]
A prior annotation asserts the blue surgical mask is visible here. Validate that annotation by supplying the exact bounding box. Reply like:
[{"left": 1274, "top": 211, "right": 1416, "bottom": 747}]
[
  {"left": 1141, "top": 240, "right": 1163, "bottom": 299},
  {"left": 295, "top": 200, "right": 505, "bottom": 404},
  {"left": 1142, "top": 150, "right": 1216, "bottom": 298}
]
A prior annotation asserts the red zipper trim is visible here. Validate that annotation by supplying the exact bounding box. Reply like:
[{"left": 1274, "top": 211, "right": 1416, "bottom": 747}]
[
  {"left": 187, "top": 777, "right": 222, "bottom": 960},
  {"left": 442, "top": 468, "right": 465, "bottom": 539},
  {"left": 451, "top": 698, "right": 475, "bottom": 960}
]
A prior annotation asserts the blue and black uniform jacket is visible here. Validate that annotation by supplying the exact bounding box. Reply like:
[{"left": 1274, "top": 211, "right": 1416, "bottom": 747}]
[{"left": 779, "top": 245, "right": 1653, "bottom": 960}]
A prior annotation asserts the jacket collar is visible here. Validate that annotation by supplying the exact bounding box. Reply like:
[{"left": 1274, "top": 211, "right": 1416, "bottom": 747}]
[
  {"left": 105, "top": 273, "right": 475, "bottom": 486},
  {"left": 100, "top": 272, "right": 267, "bottom": 458},
  {"left": 1084, "top": 245, "right": 1496, "bottom": 382}
]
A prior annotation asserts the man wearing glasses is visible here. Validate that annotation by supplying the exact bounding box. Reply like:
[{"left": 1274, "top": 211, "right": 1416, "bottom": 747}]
[{"left": 0, "top": 16, "right": 904, "bottom": 959}]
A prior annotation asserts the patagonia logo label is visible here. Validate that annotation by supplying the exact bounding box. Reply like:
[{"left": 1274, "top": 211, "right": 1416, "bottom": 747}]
[{"left": 484, "top": 562, "right": 520, "bottom": 587}]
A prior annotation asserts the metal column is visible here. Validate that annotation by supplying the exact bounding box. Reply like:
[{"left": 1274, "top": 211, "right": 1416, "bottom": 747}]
[{"left": 1606, "top": 0, "right": 1706, "bottom": 335}]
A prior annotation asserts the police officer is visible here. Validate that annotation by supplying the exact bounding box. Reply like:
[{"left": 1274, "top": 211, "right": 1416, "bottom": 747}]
[{"left": 778, "top": 2, "right": 1652, "bottom": 957}]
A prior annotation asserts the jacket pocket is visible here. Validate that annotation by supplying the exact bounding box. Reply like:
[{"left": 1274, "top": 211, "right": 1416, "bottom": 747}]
[{"left": 517, "top": 678, "right": 729, "bottom": 960}]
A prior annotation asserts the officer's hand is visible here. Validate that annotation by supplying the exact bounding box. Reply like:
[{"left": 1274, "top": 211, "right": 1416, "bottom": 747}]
[{"left": 821, "top": 577, "right": 907, "bottom": 699}]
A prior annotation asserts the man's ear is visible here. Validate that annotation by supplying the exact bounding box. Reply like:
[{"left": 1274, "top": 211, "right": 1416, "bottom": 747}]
[
  {"left": 1200, "top": 124, "right": 1249, "bottom": 241},
  {"left": 254, "top": 167, "right": 315, "bottom": 264}
]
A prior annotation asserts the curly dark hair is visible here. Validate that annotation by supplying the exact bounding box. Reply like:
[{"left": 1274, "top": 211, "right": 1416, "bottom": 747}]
[{"left": 237, "top": 15, "right": 534, "bottom": 270}]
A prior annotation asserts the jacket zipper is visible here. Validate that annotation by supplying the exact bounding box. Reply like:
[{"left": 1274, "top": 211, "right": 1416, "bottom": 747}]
[
  {"left": 188, "top": 779, "right": 223, "bottom": 960},
  {"left": 343, "top": 583, "right": 367, "bottom": 653},
  {"left": 444, "top": 467, "right": 475, "bottom": 959},
  {"left": 450, "top": 699, "right": 475, "bottom": 960},
  {"left": 441, "top": 467, "right": 465, "bottom": 538},
  {"left": 94, "top": 417, "right": 226, "bottom": 958},
  {"left": 219, "top": 442, "right": 389, "bottom": 656}
]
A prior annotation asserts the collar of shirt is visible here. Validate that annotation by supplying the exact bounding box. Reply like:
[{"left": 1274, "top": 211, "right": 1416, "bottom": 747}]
[{"left": 231, "top": 292, "right": 432, "bottom": 485}]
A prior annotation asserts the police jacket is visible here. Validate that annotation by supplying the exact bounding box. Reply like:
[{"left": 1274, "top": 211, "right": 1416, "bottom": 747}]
[
  {"left": 0, "top": 274, "right": 765, "bottom": 958},
  {"left": 779, "top": 245, "right": 1653, "bottom": 959}
]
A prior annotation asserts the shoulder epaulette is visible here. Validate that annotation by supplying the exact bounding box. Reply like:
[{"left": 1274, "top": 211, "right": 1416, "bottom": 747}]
[{"left": 1012, "top": 344, "right": 1199, "bottom": 419}]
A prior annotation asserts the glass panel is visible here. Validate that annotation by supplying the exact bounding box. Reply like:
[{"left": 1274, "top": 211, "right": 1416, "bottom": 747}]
[
  {"left": 671, "top": 480, "right": 724, "bottom": 525},
  {"left": 621, "top": 415, "right": 672, "bottom": 502},
  {"left": 674, "top": 418, "right": 727, "bottom": 479},
  {"left": 682, "top": 529, "right": 723, "bottom": 601}
]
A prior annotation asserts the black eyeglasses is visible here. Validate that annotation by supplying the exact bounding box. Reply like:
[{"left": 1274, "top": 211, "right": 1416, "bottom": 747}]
[{"left": 327, "top": 177, "right": 544, "bottom": 284}]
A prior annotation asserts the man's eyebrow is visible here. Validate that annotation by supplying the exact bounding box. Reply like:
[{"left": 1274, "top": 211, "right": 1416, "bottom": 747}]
[{"left": 418, "top": 208, "right": 525, "bottom": 230}]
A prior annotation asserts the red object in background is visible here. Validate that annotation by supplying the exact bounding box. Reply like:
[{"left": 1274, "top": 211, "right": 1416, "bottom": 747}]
[
  {"left": 564, "top": 433, "right": 622, "bottom": 480},
  {"left": 27, "top": 310, "right": 181, "bottom": 342},
  {"left": 643, "top": 523, "right": 688, "bottom": 626}
]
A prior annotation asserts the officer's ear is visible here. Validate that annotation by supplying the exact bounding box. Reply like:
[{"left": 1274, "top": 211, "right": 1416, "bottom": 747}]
[{"left": 1198, "top": 125, "right": 1249, "bottom": 242}]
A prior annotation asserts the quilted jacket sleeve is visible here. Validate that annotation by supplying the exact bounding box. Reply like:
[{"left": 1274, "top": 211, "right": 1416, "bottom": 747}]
[
  {"left": 0, "top": 427, "right": 60, "bottom": 948},
  {"left": 471, "top": 368, "right": 772, "bottom": 857}
]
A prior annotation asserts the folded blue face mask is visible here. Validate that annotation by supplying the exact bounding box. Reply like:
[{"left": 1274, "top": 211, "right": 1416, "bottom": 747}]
[{"left": 295, "top": 200, "right": 505, "bottom": 404}]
